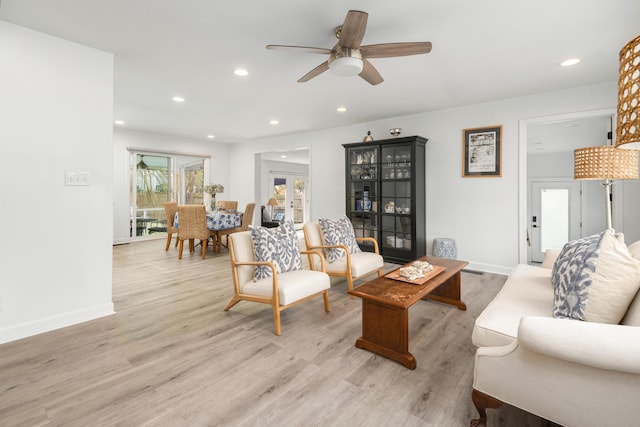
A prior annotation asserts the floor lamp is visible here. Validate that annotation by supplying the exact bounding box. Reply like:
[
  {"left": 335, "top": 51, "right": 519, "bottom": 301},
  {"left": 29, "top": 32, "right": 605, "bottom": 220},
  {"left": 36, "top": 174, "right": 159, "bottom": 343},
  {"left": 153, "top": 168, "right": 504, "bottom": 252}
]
[{"left": 574, "top": 146, "right": 638, "bottom": 230}]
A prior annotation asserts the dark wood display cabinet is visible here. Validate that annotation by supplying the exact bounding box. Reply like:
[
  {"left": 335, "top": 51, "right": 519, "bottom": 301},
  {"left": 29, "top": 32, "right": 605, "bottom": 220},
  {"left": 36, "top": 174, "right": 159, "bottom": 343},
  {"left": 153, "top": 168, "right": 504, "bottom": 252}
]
[{"left": 343, "top": 135, "right": 427, "bottom": 264}]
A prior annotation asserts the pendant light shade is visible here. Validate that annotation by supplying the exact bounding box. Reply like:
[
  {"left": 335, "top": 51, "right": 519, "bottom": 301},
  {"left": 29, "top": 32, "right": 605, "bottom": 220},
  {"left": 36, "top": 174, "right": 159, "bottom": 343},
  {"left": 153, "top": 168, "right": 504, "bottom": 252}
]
[
  {"left": 137, "top": 155, "right": 148, "bottom": 170},
  {"left": 616, "top": 34, "right": 640, "bottom": 149}
]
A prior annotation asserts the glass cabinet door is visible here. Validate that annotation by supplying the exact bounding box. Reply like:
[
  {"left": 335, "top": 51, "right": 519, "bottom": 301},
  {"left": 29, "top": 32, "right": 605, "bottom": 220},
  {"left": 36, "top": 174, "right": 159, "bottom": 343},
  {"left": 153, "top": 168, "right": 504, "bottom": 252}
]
[
  {"left": 347, "top": 146, "right": 378, "bottom": 248},
  {"left": 380, "top": 144, "right": 413, "bottom": 250}
]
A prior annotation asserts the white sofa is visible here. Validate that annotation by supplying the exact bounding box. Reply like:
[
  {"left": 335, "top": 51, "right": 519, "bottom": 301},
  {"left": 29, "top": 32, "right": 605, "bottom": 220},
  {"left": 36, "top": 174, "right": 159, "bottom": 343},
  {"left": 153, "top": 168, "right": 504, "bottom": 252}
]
[{"left": 470, "top": 241, "right": 640, "bottom": 427}]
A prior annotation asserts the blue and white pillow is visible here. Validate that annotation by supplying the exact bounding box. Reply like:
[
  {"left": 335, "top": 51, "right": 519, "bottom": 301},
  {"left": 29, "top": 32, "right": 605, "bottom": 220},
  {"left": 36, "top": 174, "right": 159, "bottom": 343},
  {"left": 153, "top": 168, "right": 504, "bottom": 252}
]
[
  {"left": 249, "top": 220, "right": 302, "bottom": 281},
  {"left": 552, "top": 230, "right": 640, "bottom": 324},
  {"left": 318, "top": 217, "right": 361, "bottom": 263}
]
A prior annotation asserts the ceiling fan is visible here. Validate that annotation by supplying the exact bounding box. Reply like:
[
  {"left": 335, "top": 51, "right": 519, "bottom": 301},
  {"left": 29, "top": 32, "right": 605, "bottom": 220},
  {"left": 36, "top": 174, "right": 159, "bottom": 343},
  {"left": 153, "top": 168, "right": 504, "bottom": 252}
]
[{"left": 266, "top": 10, "right": 432, "bottom": 85}]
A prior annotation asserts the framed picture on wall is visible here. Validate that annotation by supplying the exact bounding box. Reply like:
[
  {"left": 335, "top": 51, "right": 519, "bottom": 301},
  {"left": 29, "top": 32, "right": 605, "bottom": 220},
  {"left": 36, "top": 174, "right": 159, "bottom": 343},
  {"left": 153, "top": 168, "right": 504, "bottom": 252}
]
[{"left": 462, "top": 125, "right": 502, "bottom": 177}]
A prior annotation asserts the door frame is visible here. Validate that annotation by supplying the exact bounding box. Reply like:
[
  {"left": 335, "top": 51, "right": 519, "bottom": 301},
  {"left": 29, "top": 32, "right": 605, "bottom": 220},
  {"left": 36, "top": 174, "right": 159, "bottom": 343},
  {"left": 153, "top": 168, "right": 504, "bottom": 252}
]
[{"left": 518, "top": 108, "right": 618, "bottom": 264}]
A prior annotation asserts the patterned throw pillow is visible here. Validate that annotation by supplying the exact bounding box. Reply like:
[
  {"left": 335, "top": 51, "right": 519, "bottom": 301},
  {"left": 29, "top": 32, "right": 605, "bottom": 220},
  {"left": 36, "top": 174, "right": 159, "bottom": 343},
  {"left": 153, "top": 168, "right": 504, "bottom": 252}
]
[
  {"left": 318, "top": 217, "right": 362, "bottom": 263},
  {"left": 552, "top": 230, "right": 640, "bottom": 324},
  {"left": 249, "top": 220, "right": 302, "bottom": 281}
]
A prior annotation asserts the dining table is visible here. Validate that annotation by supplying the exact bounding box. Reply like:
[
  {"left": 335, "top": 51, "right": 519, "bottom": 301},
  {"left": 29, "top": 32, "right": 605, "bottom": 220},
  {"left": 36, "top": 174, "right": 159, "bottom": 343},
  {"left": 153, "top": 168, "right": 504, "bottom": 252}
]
[{"left": 173, "top": 210, "right": 242, "bottom": 231}]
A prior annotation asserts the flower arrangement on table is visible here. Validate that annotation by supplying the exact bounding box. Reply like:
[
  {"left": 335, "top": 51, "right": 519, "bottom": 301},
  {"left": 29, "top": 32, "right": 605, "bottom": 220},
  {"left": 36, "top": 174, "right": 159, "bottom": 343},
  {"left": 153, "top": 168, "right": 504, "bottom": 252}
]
[{"left": 204, "top": 184, "right": 224, "bottom": 210}]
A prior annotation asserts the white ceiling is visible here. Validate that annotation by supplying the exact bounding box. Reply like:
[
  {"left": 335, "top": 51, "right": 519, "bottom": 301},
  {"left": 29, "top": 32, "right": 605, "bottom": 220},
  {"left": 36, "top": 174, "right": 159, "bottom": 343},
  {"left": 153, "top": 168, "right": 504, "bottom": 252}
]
[
  {"left": 1, "top": 1, "right": 639, "bottom": 145},
  {"left": 528, "top": 115, "right": 612, "bottom": 154}
]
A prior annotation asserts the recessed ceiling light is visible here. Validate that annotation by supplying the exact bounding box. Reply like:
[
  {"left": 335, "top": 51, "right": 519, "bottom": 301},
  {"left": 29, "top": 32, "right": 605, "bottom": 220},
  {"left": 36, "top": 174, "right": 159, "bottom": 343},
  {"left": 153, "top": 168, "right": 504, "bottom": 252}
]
[
  {"left": 172, "top": 96, "right": 185, "bottom": 102},
  {"left": 207, "top": 134, "right": 215, "bottom": 139},
  {"left": 560, "top": 58, "right": 581, "bottom": 67},
  {"left": 337, "top": 106, "right": 348, "bottom": 112},
  {"left": 234, "top": 68, "right": 249, "bottom": 77},
  {"left": 270, "top": 120, "right": 279, "bottom": 125},
  {"left": 114, "top": 120, "right": 125, "bottom": 125},
  {"left": 280, "top": 155, "right": 287, "bottom": 159}
]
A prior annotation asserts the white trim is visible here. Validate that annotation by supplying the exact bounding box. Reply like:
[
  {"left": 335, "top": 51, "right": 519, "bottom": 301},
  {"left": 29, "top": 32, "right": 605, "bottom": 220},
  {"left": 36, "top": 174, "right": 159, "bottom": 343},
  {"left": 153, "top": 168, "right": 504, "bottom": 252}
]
[
  {"left": 126, "top": 146, "right": 212, "bottom": 159},
  {"left": 465, "top": 262, "right": 511, "bottom": 276},
  {"left": 0, "top": 303, "right": 115, "bottom": 344}
]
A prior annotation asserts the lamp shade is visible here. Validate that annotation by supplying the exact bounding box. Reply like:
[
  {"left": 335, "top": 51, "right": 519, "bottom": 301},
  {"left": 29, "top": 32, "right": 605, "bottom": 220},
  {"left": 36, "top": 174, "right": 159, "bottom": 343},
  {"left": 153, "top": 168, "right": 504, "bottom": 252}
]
[
  {"left": 574, "top": 146, "right": 639, "bottom": 180},
  {"left": 267, "top": 197, "right": 278, "bottom": 206},
  {"left": 616, "top": 34, "right": 640, "bottom": 149}
]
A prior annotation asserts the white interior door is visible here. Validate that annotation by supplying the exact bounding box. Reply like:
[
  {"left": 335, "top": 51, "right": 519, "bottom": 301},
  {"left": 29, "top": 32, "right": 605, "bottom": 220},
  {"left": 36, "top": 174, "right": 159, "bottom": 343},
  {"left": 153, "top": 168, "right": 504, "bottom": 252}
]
[{"left": 529, "top": 180, "right": 581, "bottom": 262}]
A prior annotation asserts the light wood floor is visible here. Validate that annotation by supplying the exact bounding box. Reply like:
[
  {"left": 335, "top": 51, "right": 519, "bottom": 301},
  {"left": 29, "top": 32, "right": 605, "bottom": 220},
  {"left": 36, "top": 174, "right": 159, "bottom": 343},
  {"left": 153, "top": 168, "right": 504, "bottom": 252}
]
[{"left": 0, "top": 239, "right": 556, "bottom": 426}]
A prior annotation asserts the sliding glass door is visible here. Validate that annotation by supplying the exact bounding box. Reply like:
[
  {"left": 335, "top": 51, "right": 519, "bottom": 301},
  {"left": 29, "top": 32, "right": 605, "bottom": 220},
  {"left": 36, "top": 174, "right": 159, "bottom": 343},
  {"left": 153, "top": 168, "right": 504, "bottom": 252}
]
[
  {"left": 133, "top": 154, "right": 171, "bottom": 238},
  {"left": 130, "top": 151, "right": 207, "bottom": 240}
]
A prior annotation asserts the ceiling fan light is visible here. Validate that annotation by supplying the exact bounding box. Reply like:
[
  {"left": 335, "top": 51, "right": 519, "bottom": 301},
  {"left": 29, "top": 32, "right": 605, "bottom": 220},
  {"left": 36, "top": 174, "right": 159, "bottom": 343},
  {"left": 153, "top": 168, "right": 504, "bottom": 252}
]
[{"left": 329, "top": 56, "right": 363, "bottom": 76}]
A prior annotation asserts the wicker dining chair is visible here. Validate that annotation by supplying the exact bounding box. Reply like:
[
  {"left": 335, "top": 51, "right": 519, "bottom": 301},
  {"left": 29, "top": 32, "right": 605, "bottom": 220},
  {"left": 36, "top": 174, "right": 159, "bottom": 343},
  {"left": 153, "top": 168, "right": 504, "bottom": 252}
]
[
  {"left": 177, "top": 205, "right": 212, "bottom": 259},
  {"left": 215, "top": 200, "right": 238, "bottom": 212},
  {"left": 215, "top": 203, "right": 256, "bottom": 252},
  {"left": 163, "top": 201, "right": 179, "bottom": 251}
]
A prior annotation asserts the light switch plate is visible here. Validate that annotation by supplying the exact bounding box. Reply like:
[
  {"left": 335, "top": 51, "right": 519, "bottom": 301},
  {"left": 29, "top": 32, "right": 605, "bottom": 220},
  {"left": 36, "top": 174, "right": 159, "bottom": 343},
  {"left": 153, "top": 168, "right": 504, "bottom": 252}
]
[{"left": 65, "top": 171, "right": 90, "bottom": 186}]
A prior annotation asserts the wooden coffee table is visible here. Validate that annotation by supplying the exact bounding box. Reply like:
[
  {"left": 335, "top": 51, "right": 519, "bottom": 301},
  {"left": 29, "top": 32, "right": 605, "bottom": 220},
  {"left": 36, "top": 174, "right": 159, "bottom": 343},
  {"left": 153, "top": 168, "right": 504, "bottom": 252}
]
[{"left": 348, "top": 256, "right": 468, "bottom": 370}]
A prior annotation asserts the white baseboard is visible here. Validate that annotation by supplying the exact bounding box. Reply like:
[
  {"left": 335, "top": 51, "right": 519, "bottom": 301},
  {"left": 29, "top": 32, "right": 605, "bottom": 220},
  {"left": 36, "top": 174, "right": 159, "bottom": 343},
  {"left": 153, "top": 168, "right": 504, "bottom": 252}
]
[
  {"left": 113, "top": 237, "right": 130, "bottom": 245},
  {"left": 0, "top": 303, "right": 114, "bottom": 345},
  {"left": 464, "top": 261, "right": 512, "bottom": 276}
]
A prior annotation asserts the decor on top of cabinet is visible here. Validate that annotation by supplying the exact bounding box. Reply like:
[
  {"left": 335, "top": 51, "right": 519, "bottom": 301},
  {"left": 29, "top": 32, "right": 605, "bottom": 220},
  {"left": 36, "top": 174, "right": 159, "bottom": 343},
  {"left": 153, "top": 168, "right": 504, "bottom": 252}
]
[
  {"left": 363, "top": 131, "right": 374, "bottom": 142},
  {"left": 462, "top": 125, "right": 502, "bottom": 177},
  {"left": 390, "top": 128, "right": 402, "bottom": 137}
]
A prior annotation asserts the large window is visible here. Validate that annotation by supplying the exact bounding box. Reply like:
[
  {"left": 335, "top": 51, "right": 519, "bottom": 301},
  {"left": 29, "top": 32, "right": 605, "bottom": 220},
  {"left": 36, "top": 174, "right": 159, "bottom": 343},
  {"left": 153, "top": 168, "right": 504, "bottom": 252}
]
[{"left": 129, "top": 151, "right": 208, "bottom": 239}]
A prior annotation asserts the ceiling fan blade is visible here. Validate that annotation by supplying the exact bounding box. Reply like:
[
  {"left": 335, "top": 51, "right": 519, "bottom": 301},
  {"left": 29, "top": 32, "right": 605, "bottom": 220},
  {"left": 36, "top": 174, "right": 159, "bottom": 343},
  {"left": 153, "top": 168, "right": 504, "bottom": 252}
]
[
  {"left": 339, "top": 10, "right": 368, "bottom": 49},
  {"left": 266, "top": 44, "right": 332, "bottom": 55},
  {"left": 360, "top": 42, "right": 432, "bottom": 58},
  {"left": 359, "top": 59, "right": 383, "bottom": 85},
  {"left": 298, "top": 61, "right": 330, "bottom": 82}
]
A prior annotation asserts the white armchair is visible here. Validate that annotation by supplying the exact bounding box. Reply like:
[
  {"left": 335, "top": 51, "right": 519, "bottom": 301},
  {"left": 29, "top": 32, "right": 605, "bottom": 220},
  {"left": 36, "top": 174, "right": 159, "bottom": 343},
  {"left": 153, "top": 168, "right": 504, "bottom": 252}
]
[
  {"left": 224, "top": 230, "right": 331, "bottom": 336},
  {"left": 303, "top": 221, "right": 384, "bottom": 293}
]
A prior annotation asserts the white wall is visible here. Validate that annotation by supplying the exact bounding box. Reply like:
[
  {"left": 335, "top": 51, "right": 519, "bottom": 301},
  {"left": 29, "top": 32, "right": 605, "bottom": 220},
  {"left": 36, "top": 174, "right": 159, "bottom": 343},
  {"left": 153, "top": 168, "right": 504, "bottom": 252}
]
[
  {"left": 112, "top": 128, "right": 230, "bottom": 244},
  {"left": 0, "top": 22, "right": 114, "bottom": 343},
  {"left": 228, "top": 82, "right": 629, "bottom": 274}
]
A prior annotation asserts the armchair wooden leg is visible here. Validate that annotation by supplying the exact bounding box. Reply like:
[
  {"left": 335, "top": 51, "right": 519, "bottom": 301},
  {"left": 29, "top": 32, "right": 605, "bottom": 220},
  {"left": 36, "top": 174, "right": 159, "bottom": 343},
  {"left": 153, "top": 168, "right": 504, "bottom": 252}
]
[
  {"left": 323, "top": 290, "right": 330, "bottom": 313},
  {"left": 470, "top": 389, "right": 502, "bottom": 427},
  {"left": 178, "top": 240, "right": 184, "bottom": 260},
  {"left": 273, "top": 305, "right": 282, "bottom": 336},
  {"left": 165, "top": 233, "right": 172, "bottom": 251},
  {"left": 201, "top": 239, "right": 207, "bottom": 259},
  {"left": 346, "top": 275, "right": 354, "bottom": 292},
  {"left": 377, "top": 268, "right": 383, "bottom": 278},
  {"left": 223, "top": 296, "right": 241, "bottom": 311},
  {"left": 189, "top": 239, "right": 195, "bottom": 253}
]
